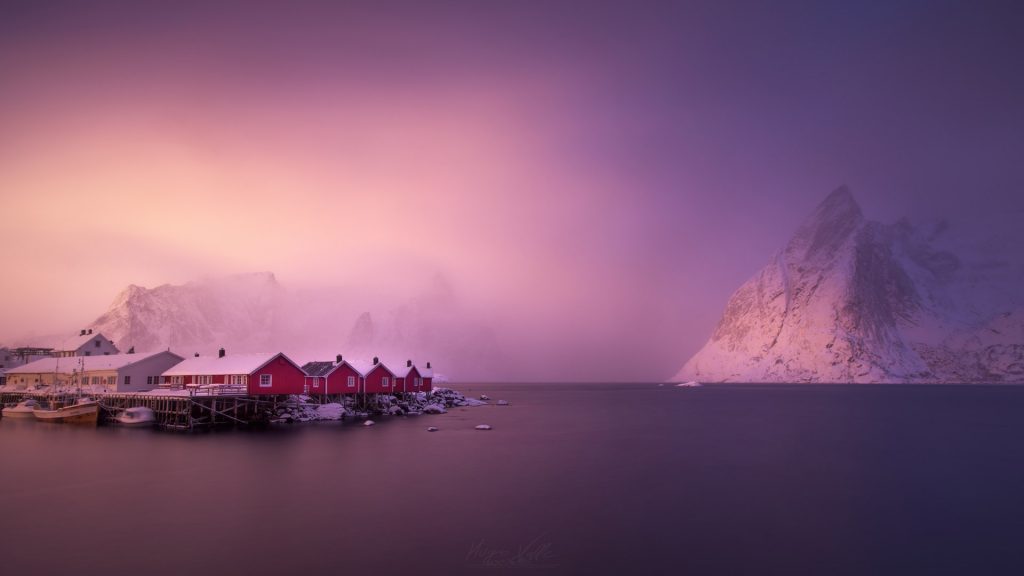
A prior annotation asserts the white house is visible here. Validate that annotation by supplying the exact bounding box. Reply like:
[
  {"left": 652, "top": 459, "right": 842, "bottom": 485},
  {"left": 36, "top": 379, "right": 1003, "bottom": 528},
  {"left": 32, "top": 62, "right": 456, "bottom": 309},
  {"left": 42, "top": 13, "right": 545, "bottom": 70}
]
[
  {"left": 45, "top": 329, "right": 120, "bottom": 357},
  {"left": 4, "top": 351, "right": 184, "bottom": 393}
]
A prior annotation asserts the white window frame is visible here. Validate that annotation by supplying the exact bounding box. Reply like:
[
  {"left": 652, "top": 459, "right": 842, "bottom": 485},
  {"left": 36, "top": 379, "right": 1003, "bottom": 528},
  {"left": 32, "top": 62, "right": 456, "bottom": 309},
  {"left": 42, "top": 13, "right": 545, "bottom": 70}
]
[
  {"left": 260, "top": 374, "right": 272, "bottom": 388},
  {"left": 347, "top": 375, "right": 355, "bottom": 388},
  {"left": 382, "top": 377, "right": 390, "bottom": 388}
]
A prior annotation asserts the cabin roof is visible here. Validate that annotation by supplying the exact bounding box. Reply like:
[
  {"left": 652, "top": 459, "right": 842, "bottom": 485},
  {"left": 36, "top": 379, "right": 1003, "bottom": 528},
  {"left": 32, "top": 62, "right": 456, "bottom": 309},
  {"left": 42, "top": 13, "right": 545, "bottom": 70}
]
[
  {"left": 162, "top": 352, "right": 292, "bottom": 376},
  {"left": 301, "top": 361, "right": 335, "bottom": 377},
  {"left": 5, "top": 351, "right": 181, "bottom": 374}
]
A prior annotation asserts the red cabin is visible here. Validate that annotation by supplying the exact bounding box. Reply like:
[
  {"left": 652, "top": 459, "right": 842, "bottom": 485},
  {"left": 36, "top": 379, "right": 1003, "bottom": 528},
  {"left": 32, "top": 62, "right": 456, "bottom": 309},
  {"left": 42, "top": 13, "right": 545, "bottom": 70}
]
[
  {"left": 390, "top": 360, "right": 430, "bottom": 393},
  {"left": 301, "top": 356, "right": 363, "bottom": 395},
  {"left": 162, "top": 351, "right": 306, "bottom": 395},
  {"left": 361, "top": 359, "right": 397, "bottom": 394},
  {"left": 420, "top": 361, "right": 434, "bottom": 392}
]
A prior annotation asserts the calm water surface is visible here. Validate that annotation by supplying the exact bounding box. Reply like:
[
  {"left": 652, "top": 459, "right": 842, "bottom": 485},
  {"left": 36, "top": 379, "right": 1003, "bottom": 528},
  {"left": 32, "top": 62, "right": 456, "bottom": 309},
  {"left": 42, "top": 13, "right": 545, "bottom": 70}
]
[{"left": 3, "top": 383, "right": 1024, "bottom": 575}]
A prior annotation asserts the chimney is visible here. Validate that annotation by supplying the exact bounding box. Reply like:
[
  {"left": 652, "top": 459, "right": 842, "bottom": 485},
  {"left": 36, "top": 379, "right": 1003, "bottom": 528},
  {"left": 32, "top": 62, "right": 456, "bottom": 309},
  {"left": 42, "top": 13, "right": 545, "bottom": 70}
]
[
  {"left": 407, "top": 359, "right": 412, "bottom": 367},
  {"left": 373, "top": 356, "right": 379, "bottom": 365},
  {"left": 426, "top": 362, "right": 431, "bottom": 369},
  {"left": 336, "top": 354, "right": 343, "bottom": 364},
  {"left": 194, "top": 353, "right": 200, "bottom": 357},
  {"left": 218, "top": 348, "right": 226, "bottom": 358},
  {"left": 88, "top": 329, "right": 93, "bottom": 335},
  {"left": 127, "top": 346, "right": 135, "bottom": 354},
  {"left": 80, "top": 329, "right": 86, "bottom": 336}
]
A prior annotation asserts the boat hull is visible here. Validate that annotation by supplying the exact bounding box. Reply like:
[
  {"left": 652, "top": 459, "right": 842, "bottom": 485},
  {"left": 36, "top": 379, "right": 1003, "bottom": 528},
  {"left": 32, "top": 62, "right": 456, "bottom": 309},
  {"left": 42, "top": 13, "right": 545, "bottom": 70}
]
[
  {"left": 2, "top": 400, "right": 41, "bottom": 419},
  {"left": 113, "top": 417, "right": 155, "bottom": 428},
  {"left": 33, "top": 403, "right": 99, "bottom": 425},
  {"left": 2, "top": 408, "right": 38, "bottom": 419}
]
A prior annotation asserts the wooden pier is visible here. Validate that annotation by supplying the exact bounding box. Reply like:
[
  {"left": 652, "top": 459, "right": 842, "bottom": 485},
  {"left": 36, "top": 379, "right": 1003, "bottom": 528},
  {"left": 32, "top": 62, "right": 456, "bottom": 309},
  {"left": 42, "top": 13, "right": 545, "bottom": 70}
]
[{"left": 0, "top": 390, "right": 275, "bottom": 430}]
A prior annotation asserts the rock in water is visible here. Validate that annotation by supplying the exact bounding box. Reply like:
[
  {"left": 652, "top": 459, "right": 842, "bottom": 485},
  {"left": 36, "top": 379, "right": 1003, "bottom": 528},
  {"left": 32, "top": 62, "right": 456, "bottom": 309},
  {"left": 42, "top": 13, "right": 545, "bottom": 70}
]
[
  {"left": 479, "top": 395, "right": 491, "bottom": 401},
  {"left": 427, "top": 426, "right": 439, "bottom": 432},
  {"left": 496, "top": 400, "right": 509, "bottom": 406},
  {"left": 475, "top": 424, "right": 492, "bottom": 430},
  {"left": 363, "top": 420, "right": 375, "bottom": 427},
  {"left": 674, "top": 186, "right": 1024, "bottom": 384}
]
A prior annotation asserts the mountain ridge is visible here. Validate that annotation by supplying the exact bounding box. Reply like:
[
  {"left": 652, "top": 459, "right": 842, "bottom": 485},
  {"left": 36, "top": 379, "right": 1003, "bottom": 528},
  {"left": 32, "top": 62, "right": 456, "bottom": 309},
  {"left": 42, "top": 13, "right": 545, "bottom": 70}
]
[{"left": 675, "top": 186, "right": 1024, "bottom": 383}]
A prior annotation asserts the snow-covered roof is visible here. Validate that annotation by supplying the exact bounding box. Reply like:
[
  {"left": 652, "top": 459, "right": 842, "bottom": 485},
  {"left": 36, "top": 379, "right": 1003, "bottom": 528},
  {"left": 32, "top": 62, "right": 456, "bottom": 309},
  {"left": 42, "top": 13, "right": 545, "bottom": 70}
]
[
  {"left": 34, "top": 331, "right": 114, "bottom": 352},
  {"left": 162, "top": 352, "right": 292, "bottom": 376},
  {"left": 5, "top": 351, "right": 181, "bottom": 375},
  {"left": 419, "top": 365, "right": 434, "bottom": 378},
  {"left": 297, "top": 357, "right": 429, "bottom": 378},
  {"left": 389, "top": 361, "right": 415, "bottom": 378}
]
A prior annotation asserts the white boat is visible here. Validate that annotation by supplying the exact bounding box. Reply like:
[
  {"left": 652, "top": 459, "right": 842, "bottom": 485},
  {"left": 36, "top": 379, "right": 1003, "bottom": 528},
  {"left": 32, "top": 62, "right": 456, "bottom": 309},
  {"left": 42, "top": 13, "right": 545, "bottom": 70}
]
[
  {"left": 113, "top": 406, "right": 156, "bottom": 427},
  {"left": 2, "top": 398, "right": 40, "bottom": 419},
  {"left": 33, "top": 397, "right": 99, "bottom": 425}
]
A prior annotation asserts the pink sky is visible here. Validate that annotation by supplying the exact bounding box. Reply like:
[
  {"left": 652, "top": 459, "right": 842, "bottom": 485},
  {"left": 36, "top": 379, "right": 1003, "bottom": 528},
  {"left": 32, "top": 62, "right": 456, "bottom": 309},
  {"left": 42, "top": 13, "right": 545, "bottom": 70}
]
[{"left": 1, "top": 1, "right": 1021, "bottom": 380}]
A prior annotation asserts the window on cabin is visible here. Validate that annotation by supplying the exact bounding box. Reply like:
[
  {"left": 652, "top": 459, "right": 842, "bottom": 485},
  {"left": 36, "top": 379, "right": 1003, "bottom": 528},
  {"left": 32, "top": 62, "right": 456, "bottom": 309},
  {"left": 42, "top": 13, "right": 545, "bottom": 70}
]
[
  {"left": 260, "top": 374, "right": 272, "bottom": 387},
  {"left": 347, "top": 375, "right": 355, "bottom": 388},
  {"left": 382, "top": 377, "right": 390, "bottom": 387},
  {"left": 124, "top": 376, "right": 131, "bottom": 386},
  {"left": 95, "top": 340, "right": 100, "bottom": 348}
]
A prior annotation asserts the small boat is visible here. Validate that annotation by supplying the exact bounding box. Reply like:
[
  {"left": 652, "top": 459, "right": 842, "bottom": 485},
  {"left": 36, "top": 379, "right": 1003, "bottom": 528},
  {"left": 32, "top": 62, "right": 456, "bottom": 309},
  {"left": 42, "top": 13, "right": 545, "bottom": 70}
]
[
  {"left": 33, "top": 397, "right": 99, "bottom": 425},
  {"left": 2, "top": 398, "right": 40, "bottom": 419},
  {"left": 113, "top": 406, "right": 156, "bottom": 427}
]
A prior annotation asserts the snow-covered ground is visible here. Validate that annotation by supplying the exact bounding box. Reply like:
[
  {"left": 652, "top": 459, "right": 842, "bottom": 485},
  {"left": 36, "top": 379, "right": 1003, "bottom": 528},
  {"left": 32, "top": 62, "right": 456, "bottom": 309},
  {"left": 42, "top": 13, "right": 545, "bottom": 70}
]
[{"left": 267, "top": 387, "right": 483, "bottom": 423}]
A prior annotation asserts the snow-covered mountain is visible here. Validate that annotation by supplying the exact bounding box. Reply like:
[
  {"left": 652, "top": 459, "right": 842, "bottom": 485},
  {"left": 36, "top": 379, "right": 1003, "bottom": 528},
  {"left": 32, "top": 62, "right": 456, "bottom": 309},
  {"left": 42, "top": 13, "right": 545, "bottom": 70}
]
[
  {"left": 675, "top": 186, "right": 1024, "bottom": 383},
  {"left": 86, "top": 271, "right": 504, "bottom": 380},
  {"left": 91, "top": 272, "right": 286, "bottom": 355}
]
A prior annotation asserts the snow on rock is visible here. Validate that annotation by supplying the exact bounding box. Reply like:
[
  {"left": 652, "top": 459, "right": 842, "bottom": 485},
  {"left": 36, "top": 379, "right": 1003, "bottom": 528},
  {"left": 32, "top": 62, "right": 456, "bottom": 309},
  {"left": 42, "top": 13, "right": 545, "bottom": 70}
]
[
  {"left": 427, "top": 426, "right": 439, "bottom": 432},
  {"left": 475, "top": 424, "right": 492, "bottom": 430},
  {"left": 496, "top": 399, "right": 509, "bottom": 406},
  {"left": 479, "top": 394, "right": 491, "bottom": 401},
  {"left": 676, "top": 381, "right": 702, "bottom": 387},
  {"left": 363, "top": 420, "right": 375, "bottom": 426},
  {"left": 675, "top": 186, "right": 1024, "bottom": 384},
  {"left": 316, "top": 403, "right": 345, "bottom": 420},
  {"left": 262, "top": 386, "right": 481, "bottom": 424},
  {"left": 458, "top": 398, "right": 487, "bottom": 407}
]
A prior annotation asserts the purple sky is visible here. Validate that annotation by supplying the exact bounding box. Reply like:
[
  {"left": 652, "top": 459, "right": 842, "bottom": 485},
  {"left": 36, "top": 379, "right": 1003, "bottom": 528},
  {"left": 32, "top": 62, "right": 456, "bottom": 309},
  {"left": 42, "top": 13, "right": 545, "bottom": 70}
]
[{"left": 1, "top": 1, "right": 1022, "bottom": 380}]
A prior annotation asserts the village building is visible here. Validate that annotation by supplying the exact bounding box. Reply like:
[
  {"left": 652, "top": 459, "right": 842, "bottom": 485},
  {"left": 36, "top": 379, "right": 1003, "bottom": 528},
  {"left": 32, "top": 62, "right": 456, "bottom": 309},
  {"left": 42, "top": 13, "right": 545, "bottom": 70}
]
[
  {"left": 356, "top": 357, "right": 399, "bottom": 394},
  {"left": 301, "top": 354, "right": 363, "bottom": 395},
  {"left": 161, "top": 349, "right": 306, "bottom": 395},
  {"left": 390, "top": 360, "right": 429, "bottom": 394},
  {"left": 3, "top": 351, "right": 184, "bottom": 393},
  {"left": 20, "top": 329, "right": 121, "bottom": 358},
  {"left": 420, "top": 361, "right": 434, "bottom": 391}
]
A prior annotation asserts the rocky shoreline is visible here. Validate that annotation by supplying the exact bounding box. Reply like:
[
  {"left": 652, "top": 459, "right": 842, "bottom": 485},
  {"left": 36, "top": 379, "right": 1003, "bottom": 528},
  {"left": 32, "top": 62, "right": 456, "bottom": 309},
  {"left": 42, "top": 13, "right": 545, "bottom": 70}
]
[{"left": 267, "top": 387, "right": 487, "bottom": 424}]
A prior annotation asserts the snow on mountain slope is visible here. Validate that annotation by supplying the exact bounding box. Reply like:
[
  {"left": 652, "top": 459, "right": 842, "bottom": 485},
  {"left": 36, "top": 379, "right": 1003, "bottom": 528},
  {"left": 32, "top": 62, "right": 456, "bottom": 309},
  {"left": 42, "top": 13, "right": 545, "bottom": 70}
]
[
  {"left": 90, "top": 272, "right": 285, "bottom": 355},
  {"left": 87, "top": 271, "right": 504, "bottom": 380},
  {"left": 675, "top": 186, "right": 1024, "bottom": 383}
]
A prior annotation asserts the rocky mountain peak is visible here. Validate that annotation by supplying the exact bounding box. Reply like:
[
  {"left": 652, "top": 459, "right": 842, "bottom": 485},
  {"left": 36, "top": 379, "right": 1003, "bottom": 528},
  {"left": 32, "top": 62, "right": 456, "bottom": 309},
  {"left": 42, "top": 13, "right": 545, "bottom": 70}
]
[
  {"left": 787, "top": 185, "right": 865, "bottom": 263},
  {"left": 675, "top": 186, "right": 1023, "bottom": 384}
]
